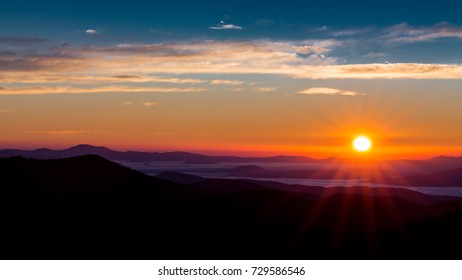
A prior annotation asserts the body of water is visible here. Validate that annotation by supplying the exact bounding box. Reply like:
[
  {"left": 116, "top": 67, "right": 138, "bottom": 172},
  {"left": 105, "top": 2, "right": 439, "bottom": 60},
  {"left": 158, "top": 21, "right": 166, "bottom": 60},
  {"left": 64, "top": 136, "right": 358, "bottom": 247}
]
[{"left": 116, "top": 160, "right": 462, "bottom": 198}]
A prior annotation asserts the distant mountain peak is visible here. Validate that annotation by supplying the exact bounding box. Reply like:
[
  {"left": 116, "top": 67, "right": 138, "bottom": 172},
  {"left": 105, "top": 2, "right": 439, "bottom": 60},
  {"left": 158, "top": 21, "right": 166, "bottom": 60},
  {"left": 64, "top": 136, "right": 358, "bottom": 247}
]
[
  {"left": 430, "top": 155, "right": 461, "bottom": 161},
  {"left": 67, "top": 144, "right": 111, "bottom": 150},
  {"left": 72, "top": 144, "right": 97, "bottom": 148}
]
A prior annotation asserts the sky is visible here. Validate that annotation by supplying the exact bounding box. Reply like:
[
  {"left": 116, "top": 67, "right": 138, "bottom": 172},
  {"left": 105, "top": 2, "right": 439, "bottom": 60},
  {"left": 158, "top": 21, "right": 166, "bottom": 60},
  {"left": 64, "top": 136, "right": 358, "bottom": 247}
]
[{"left": 1, "top": 0, "right": 462, "bottom": 159}]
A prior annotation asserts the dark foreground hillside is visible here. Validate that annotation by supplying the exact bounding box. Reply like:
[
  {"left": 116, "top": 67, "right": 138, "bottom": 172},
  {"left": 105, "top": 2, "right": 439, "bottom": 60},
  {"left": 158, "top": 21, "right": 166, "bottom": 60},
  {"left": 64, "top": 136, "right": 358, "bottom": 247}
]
[{"left": 1, "top": 156, "right": 462, "bottom": 259}]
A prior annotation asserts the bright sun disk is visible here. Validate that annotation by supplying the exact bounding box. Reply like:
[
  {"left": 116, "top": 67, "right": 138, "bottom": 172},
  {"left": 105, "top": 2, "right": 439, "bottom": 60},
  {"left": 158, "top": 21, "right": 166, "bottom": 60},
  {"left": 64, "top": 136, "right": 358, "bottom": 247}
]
[{"left": 353, "top": 136, "right": 372, "bottom": 152}]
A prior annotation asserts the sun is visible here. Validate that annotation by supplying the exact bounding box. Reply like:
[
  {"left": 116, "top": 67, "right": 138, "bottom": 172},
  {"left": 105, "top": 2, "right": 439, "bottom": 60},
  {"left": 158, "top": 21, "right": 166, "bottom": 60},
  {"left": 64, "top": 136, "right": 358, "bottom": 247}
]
[{"left": 353, "top": 136, "right": 372, "bottom": 152}]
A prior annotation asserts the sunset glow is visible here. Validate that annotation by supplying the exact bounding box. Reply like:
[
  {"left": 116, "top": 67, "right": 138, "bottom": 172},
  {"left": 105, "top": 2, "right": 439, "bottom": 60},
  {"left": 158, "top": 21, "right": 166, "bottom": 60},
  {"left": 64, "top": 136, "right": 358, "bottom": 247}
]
[
  {"left": 0, "top": 1, "right": 461, "bottom": 159},
  {"left": 3, "top": 0, "right": 462, "bottom": 264}
]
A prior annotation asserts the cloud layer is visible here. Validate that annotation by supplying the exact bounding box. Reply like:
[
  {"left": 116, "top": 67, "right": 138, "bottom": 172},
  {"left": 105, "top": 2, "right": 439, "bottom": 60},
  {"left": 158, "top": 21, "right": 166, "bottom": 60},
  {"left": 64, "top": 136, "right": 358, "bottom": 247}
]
[
  {"left": 1, "top": 37, "right": 462, "bottom": 95},
  {"left": 298, "top": 87, "right": 364, "bottom": 96},
  {"left": 385, "top": 22, "right": 462, "bottom": 44},
  {"left": 0, "top": 86, "right": 206, "bottom": 95}
]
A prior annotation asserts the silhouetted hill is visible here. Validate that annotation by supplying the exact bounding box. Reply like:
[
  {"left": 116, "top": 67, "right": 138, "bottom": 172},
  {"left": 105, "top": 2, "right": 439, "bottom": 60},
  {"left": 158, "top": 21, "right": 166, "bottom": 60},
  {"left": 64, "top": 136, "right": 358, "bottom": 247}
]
[
  {"left": 376, "top": 168, "right": 462, "bottom": 187},
  {"left": 428, "top": 155, "right": 462, "bottom": 166},
  {"left": 389, "top": 156, "right": 462, "bottom": 175},
  {"left": 156, "top": 171, "right": 207, "bottom": 184},
  {"left": 0, "top": 144, "right": 319, "bottom": 163},
  {"left": 230, "top": 165, "right": 269, "bottom": 176},
  {"left": 2, "top": 156, "right": 462, "bottom": 259},
  {"left": 3, "top": 145, "right": 462, "bottom": 184}
]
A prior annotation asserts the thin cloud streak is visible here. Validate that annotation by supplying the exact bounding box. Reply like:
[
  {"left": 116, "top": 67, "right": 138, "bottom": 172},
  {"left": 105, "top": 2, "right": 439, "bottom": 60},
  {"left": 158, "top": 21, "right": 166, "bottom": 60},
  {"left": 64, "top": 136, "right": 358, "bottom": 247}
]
[
  {"left": 210, "top": 80, "right": 244, "bottom": 85},
  {"left": 85, "top": 29, "right": 98, "bottom": 35},
  {"left": 254, "top": 87, "right": 276, "bottom": 92},
  {"left": 0, "top": 73, "right": 207, "bottom": 84},
  {"left": 0, "top": 86, "right": 207, "bottom": 95},
  {"left": 210, "top": 21, "right": 243, "bottom": 30},
  {"left": 298, "top": 87, "right": 364, "bottom": 96},
  {"left": 143, "top": 102, "right": 157, "bottom": 107},
  {"left": 385, "top": 22, "right": 462, "bottom": 43}
]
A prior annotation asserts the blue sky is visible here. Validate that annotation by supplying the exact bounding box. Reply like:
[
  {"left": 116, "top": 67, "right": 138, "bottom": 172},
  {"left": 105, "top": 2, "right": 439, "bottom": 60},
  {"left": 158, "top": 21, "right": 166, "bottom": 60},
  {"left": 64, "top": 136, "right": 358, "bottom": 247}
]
[
  {"left": 3, "top": 0, "right": 462, "bottom": 29},
  {"left": 2, "top": 0, "right": 462, "bottom": 63}
]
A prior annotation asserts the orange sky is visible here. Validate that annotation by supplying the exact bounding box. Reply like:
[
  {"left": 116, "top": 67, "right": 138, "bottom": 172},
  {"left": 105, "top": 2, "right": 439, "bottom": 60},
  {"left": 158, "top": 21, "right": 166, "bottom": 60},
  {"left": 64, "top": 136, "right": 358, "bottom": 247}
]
[{"left": 1, "top": 79, "right": 462, "bottom": 159}]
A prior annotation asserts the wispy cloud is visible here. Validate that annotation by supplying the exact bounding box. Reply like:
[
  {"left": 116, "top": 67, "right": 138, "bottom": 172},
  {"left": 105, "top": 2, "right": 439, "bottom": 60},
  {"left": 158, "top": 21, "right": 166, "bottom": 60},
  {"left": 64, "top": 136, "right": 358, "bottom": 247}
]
[
  {"left": 0, "top": 86, "right": 207, "bottom": 95},
  {"left": 332, "top": 27, "right": 373, "bottom": 37},
  {"left": 225, "top": 87, "right": 276, "bottom": 93},
  {"left": 149, "top": 76, "right": 206, "bottom": 84},
  {"left": 110, "top": 75, "right": 207, "bottom": 84},
  {"left": 210, "top": 21, "right": 243, "bottom": 30},
  {"left": 315, "top": 26, "right": 329, "bottom": 31},
  {"left": 254, "top": 87, "right": 276, "bottom": 92},
  {"left": 298, "top": 87, "right": 364, "bottom": 96},
  {"left": 2, "top": 39, "right": 462, "bottom": 94},
  {"left": 210, "top": 79, "right": 244, "bottom": 85},
  {"left": 226, "top": 88, "right": 245, "bottom": 92},
  {"left": 85, "top": 29, "right": 98, "bottom": 35},
  {"left": 121, "top": 101, "right": 133, "bottom": 106},
  {"left": 304, "top": 63, "right": 462, "bottom": 79},
  {"left": 0, "top": 73, "right": 207, "bottom": 84},
  {"left": 143, "top": 102, "right": 157, "bottom": 107},
  {"left": 385, "top": 22, "right": 462, "bottom": 43},
  {"left": 0, "top": 109, "right": 13, "bottom": 113}
]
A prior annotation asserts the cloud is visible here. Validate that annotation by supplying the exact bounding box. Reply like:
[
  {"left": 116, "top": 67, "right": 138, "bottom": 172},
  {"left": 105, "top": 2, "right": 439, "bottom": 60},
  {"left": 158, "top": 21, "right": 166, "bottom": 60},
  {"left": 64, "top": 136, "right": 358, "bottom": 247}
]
[
  {"left": 302, "top": 63, "right": 462, "bottom": 79},
  {"left": 149, "top": 77, "right": 207, "bottom": 84},
  {"left": 0, "top": 73, "right": 207, "bottom": 85},
  {"left": 0, "top": 40, "right": 335, "bottom": 78},
  {"left": 143, "top": 102, "right": 157, "bottom": 107},
  {"left": 85, "top": 29, "right": 98, "bottom": 35},
  {"left": 210, "top": 79, "right": 244, "bottom": 85},
  {"left": 224, "top": 87, "right": 277, "bottom": 93},
  {"left": 332, "top": 27, "right": 373, "bottom": 37},
  {"left": 210, "top": 21, "right": 243, "bottom": 30},
  {"left": 0, "top": 53, "right": 84, "bottom": 72},
  {"left": 0, "top": 109, "right": 13, "bottom": 113},
  {"left": 291, "top": 45, "right": 328, "bottom": 54},
  {"left": 385, "top": 22, "right": 462, "bottom": 43},
  {"left": 121, "top": 101, "right": 133, "bottom": 106},
  {"left": 110, "top": 75, "right": 207, "bottom": 84},
  {"left": 0, "top": 86, "right": 207, "bottom": 95},
  {"left": 315, "top": 26, "right": 329, "bottom": 31},
  {"left": 73, "top": 40, "right": 337, "bottom": 72},
  {"left": 2, "top": 40, "right": 462, "bottom": 94},
  {"left": 298, "top": 87, "right": 364, "bottom": 96},
  {"left": 254, "top": 87, "right": 276, "bottom": 92}
]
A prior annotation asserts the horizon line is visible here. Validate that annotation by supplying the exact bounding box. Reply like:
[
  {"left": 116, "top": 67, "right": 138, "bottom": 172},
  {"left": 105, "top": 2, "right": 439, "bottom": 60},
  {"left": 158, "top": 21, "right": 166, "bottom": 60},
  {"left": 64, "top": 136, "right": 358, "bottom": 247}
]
[{"left": 0, "top": 143, "right": 460, "bottom": 161}]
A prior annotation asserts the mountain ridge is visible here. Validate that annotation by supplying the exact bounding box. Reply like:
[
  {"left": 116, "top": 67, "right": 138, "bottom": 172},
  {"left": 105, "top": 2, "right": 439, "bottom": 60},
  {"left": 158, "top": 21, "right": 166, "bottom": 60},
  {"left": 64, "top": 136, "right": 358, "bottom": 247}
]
[
  {"left": 2, "top": 144, "right": 462, "bottom": 163},
  {"left": 0, "top": 144, "right": 322, "bottom": 163},
  {"left": 2, "top": 155, "right": 462, "bottom": 259}
]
